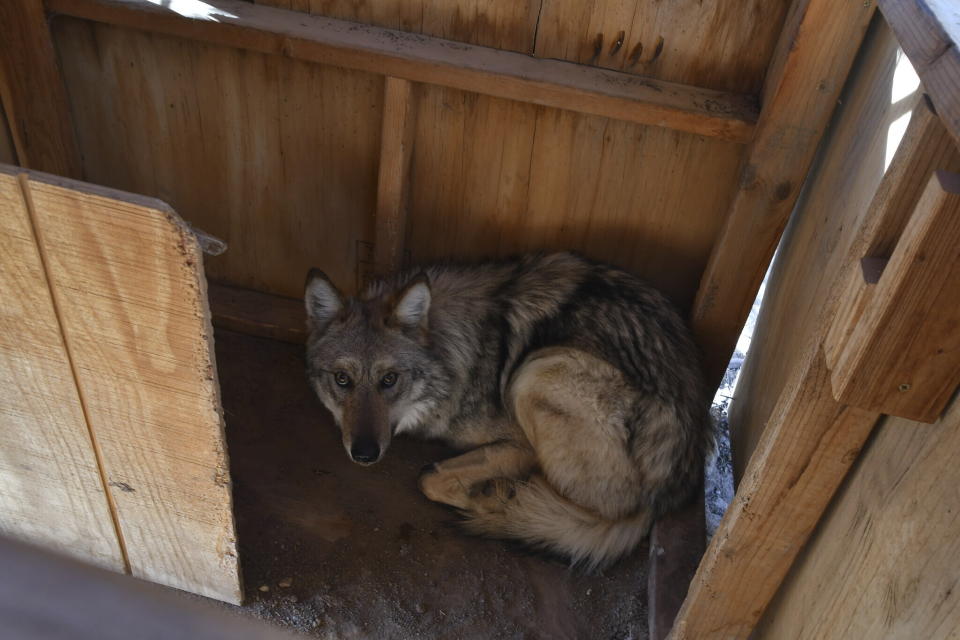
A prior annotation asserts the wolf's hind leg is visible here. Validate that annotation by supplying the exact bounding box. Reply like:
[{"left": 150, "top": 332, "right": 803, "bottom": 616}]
[{"left": 419, "top": 441, "right": 535, "bottom": 510}]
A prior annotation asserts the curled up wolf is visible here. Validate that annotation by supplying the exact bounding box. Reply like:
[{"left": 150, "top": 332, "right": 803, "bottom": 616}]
[{"left": 304, "top": 252, "right": 713, "bottom": 569}]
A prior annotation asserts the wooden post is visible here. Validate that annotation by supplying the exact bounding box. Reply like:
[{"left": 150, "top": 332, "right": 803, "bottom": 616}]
[
  {"left": 373, "top": 77, "right": 417, "bottom": 277},
  {"left": 690, "top": 0, "right": 875, "bottom": 387},
  {"left": 0, "top": 0, "right": 82, "bottom": 176}
]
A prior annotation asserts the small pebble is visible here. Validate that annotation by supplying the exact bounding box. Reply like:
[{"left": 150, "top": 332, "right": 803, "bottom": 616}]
[
  {"left": 279, "top": 577, "right": 293, "bottom": 588},
  {"left": 258, "top": 585, "right": 270, "bottom": 593}
]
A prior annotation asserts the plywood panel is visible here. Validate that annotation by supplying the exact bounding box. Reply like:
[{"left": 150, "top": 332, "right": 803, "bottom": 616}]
[
  {"left": 22, "top": 169, "right": 241, "bottom": 603},
  {"left": 253, "top": 0, "right": 540, "bottom": 52},
  {"left": 755, "top": 395, "right": 960, "bottom": 639},
  {"left": 728, "top": 20, "right": 944, "bottom": 480},
  {"left": 0, "top": 167, "right": 124, "bottom": 570},
  {"left": 535, "top": 0, "right": 791, "bottom": 92},
  {"left": 53, "top": 17, "right": 382, "bottom": 297},
  {"left": 407, "top": 86, "right": 744, "bottom": 308}
]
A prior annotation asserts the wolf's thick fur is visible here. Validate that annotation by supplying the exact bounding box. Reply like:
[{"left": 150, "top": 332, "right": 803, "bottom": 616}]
[{"left": 305, "top": 252, "right": 712, "bottom": 569}]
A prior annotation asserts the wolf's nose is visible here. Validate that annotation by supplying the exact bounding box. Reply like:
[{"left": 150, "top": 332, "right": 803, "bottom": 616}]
[{"left": 350, "top": 438, "right": 381, "bottom": 464}]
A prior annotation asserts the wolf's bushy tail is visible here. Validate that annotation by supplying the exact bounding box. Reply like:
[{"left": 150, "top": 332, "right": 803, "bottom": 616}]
[{"left": 460, "top": 475, "right": 652, "bottom": 570}]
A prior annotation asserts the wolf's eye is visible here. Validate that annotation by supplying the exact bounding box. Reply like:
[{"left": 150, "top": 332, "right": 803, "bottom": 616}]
[
  {"left": 334, "top": 371, "right": 351, "bottom": 387},
  {"left": 380, "top": 372, "right": 398, "bottom": 388}
]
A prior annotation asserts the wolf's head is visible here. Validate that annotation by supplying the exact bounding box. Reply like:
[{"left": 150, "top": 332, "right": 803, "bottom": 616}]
[{"left": 304, "top": 269, "right": 438, "bottom": 465}]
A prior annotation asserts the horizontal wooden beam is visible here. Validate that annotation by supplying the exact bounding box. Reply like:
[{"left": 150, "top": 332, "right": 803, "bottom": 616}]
[
  {"left": 44, "top": 0, "right": 758, "bottom": 142},
  {"left": 880, "top": 0, "right": 960, "bottom": 145},
  {"left": 208, "top": 282, "right": 307, "bottom": 344}
]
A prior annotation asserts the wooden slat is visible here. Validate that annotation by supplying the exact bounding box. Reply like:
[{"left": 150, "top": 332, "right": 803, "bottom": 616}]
[
  {"left": 690, "top": 0, "right": 875, "bottom": 385},
  {"left": 880, "top": 0, "right": 960, "bottom": 144},
  {"left": 0, "top": 1, "right": 81, "bottom": 176},
  {"left": 0, "top": 166, "right": 124, "bottom": 571},
  {"left": 373, "top": 77, "right": 416, "bottom": 276},
  {"left": 208, "top": 282, "right": 306, "bottom": 344},
  {"left": 669, "top": 344, "right": 881, "bottom": 639},
  {"left": 0, "top": 103, "right": 17, "bottom": 165},
  {"left": 20, "top": 168, "right": 242, "bottom": 603},
  {"left": 827, "top": 170, "right": 960, "bottom": 422},
  {"left": 754, "top": 396, "right": 960, "bottom": 639},
  {"left": 45, "top": 0, "right": 759, "bottom": 142}
]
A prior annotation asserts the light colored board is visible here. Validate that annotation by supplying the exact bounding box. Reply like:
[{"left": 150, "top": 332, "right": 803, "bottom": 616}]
[
  {"left": 690, "top": 0, "right": 876, "bottom": 386},
  {"left": 754, "top": 395, "right": 960, "bottom": 640},
  {"left": 0, "top": 103, "right": 16, "bottom": 165},
  {"left": 373, "top": 77, "right": 417, "bottom": 276},
  {"left": 0, "top": 167, "right": 124, "bottom": 571},
  {"left": 534, "top": 0, "right": 791, "bottom": 93},
  {"left": 880, "top": 0, "right": 960, "bottom": 145},
  {"left": 0, "top": 1, "right": 81, "bottom": 176},
  {"left": 21, "top": 169, "right": 242, "bottom": 604},
  {"left": 727, "top": 20, "right": 957, "bottom": 481},
  {"left": 253, "top": 0, "right": 541, "bottom": 53},
  {"left": 52, "top": 17, "right": 382, "bottom": 298},
  {"left": 405, "top": 86, "right": 745, "bottom": 308},
  {"left": 46, "top": 0, "right": 759, "bottom": 142},
  {"left": 827, "top": 170, "right": 960, "bottom": 422},
  {"left": 669, "top": 343, "right": 880, "bottom": 640}
]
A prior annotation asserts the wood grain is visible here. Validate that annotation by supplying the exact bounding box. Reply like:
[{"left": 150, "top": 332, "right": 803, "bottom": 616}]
[
  {"left": 827, "top": 170, "right": 960, "bottom": 422},
  {"left": 0, "top": 166, "right": 124, "bottom": 571},
  {"left": 755, "top": 395, "right": 960, "bottom": 639},
  {"left": 373, "top": 77, "right": 417, "bottom": 276},
  {"left": 669, "top": 345, "right": 880, "bottom": 640},
  {"left": 880, "top": 0, "right": 960, "bottom": 145},
  {"left": 0, "top": 1, "right": 81, "bottom": 176},
  {"left": 46, "top": 0, "right": 759, "bottom": 142},
  {"left": 0, "top": 104, "right": 16, "bottom": 165},
  {"left": 208, "top": 282, "right": 307, "bottom": 344},
  {"left": 22, "top": 169, "right": 242, "bottom": 603},
  {"left": 730, "top": 19, "right": 960, "bottom": 482},
  {"left": 53, "top": 17, "right": 383, "bottom": 298},
  {"left": 690, "top": 0, "right": 876, "bottom": 385}
]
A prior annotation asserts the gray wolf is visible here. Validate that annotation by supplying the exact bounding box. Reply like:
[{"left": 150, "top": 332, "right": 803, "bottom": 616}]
[{"left": 304, "top": 252, "right": 712, "bottom": 569}]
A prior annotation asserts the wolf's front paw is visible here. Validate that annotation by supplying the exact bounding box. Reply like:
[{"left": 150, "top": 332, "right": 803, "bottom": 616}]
[
  {"left": 418, "top": 465, "right": 472, "bottom": 509},
  {"left": 466, "top": 477, "right": 518, "bottom": 514}
]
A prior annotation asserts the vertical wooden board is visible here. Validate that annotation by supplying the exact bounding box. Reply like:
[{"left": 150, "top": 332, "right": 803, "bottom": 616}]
[
  {"left": 0, "top": 168, "right": 123, "bottom": 570},
  {"left": 0, "top": 103, "right": 16, "bottom": 165},
  {"left": 534, "top": 0, "right": 791, "bottom": 91},
  {"left": 728, "top": 20, "right": 935, "bottom": 480},
  {"left": 52, "top": 18, "right": 382, "bottom": 297},
  {"left": 406, "top": 85, "right": 743, "bottom": 308},
  {"left": 252, "top": 0, "right": 541, "bottom": 52},
  {"left": 24, "top": 172, "right": 241, "bottom": 603},
  {"left": 755, "top": 396, "right": 960, "bottom": 639}
]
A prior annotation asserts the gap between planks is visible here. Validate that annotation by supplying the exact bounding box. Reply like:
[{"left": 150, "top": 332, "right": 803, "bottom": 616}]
[{"left": 44, "top": 0, "right": 758, "bottom": 142}]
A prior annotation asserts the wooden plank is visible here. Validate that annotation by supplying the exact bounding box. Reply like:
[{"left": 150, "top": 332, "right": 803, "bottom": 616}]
[
  {"left": 669, "top": 344, "right": 881, "bottom": 640},
  {"left": 647, "top": 492, "right": 705, "bottom": 640},
  {"left": 20, "top": 168, "right": 242, "bottom": 603},
  {"left": 827, "top": 170, "right": 960, "bottom": 422},
  {"left": 52, "top": 17, "right": 383, "bottom": 299},
  {"left": 0, "top": 1, "right": 82, "bottom": 176},
  {"left": 730, "top": 23, "right": 959, "bottom": 482},
  {"left": 690, "top": 0, "right": 875, "bottom": 385},
  {"left": 880, "top": 0, "right": 960, "bottom": 144},
  {"left": 534, "top": 0, "right": 792, "bottom": 93},
  {"left": 754, "top": 396, "right": 960, "bottom": 639},
  {"left": 0, "top": 166, "right": 124, "bottom": 571},
  {"left": 0, "top": 103, "right": 17, "bottom": 165},
  {"left": 45, "top": 0, "right": 759, "bottom": 142},
  {"left": 373, "top": 77, "right": 416, "bottom": 276},
  {"left": 208, "top": 282, "right": 306, "bottom": 344}
]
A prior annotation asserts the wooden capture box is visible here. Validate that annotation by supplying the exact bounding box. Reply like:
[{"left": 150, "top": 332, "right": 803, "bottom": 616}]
[{"left": 1, "top": 0, "right": 959, "bottom": 638}]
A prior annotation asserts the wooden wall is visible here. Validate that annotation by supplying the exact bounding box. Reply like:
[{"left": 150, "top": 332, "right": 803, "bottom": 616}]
[
  {"left": 754, "top": 393, "right": 960, "bottom": 639},
  {"left": 729, "top": 18, "right": 934, "bottom": 478},
  {"left": 49, "top": 0, "right": 790, "bottom": 305},
  {"left": 0, "top": 104, "right": 15, "bottom": 165}
]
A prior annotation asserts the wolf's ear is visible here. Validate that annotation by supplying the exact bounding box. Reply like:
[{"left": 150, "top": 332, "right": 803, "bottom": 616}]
[
  {"left": 390, "top": 273, "right": 431, "bottom": 330},
  {"left": 305, "top": 268, "right": 344, "bottom": 330}
]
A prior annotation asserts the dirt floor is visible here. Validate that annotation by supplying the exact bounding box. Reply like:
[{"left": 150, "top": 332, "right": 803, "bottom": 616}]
[{"left": 214, "top": 329, "right": 650, "bottom": 640}]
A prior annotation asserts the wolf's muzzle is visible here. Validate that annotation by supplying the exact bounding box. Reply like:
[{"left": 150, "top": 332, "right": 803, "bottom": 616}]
[{"left": 350, "top": 437, "right": 381, "bottom": 464}]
